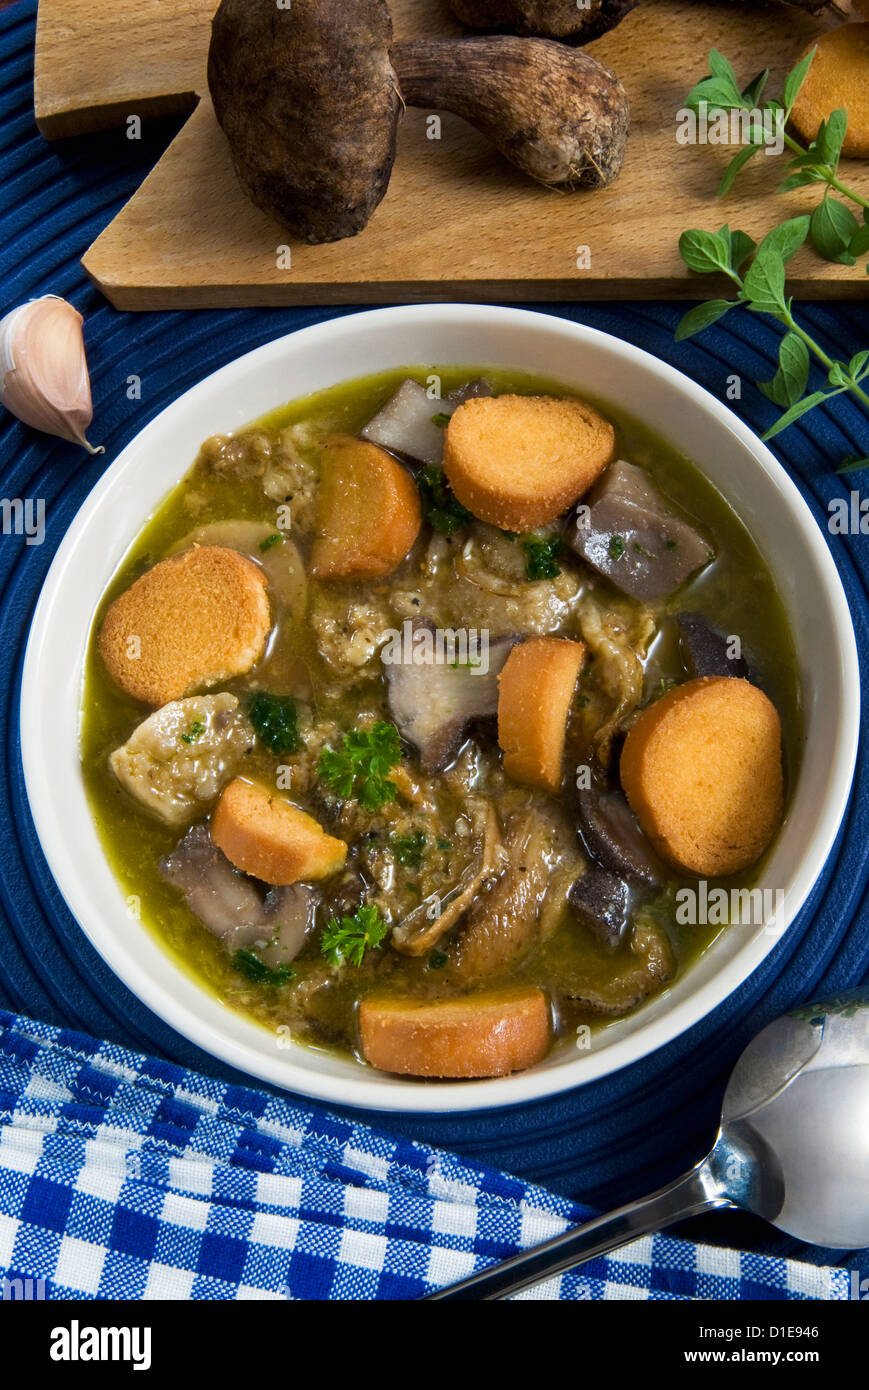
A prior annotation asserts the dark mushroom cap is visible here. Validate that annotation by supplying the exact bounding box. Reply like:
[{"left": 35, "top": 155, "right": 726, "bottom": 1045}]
[
  {"left": 208, "top": 0, "right": 401, "bottom": 244},
  {"left": 447, "top": 0, "right": 637, "bottom": 41}
]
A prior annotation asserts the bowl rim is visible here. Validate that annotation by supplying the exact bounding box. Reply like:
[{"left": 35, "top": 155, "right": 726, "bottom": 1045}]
[{"left": 20, "top": 303, "right": 860, "bottom": 1114}]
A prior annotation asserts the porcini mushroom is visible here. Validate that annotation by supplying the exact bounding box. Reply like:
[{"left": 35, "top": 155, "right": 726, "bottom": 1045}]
[
  {"left": 208, "top": 0, "right": 630, "bottom": 244},
  {"left": 445, "top": 0, "right": 638, "bottom": 41},
  {"left": 391, "top": 37, "right": 629, "bottom": 190},
  {"left": 208, "top": 0, "right": 402, "bottom": 245}
]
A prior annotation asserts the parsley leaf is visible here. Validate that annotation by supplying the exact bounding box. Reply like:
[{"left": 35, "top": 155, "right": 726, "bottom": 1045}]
[
  {"left": 181, "top": 720, "right": 205, "bottom": 744},
  {"left": 391, "top": 829, "right": 427, "bottom": 869},
  {"left": 321, "top": 904, "right": 388, "bottom": 968},
  {"left": 259, "top": 532, "right": 283, "bottom": 552},
  {"left": 233, "top": 949, "right": 296, "bottom": 987},
  {"left": 247, "top": 691, "right": 300, "bottom": 756},
  {"left": 417, "top": 464, "right": 473, "bottom": 535},
  {"left": 317, "top": 721, "right": 401, "bottom": 810},
  {"left": 521, "top": 535, "right": 562, "bottom": 580},
  {"left": 609, "top": 535, "right": 626, "bottom": 560}
]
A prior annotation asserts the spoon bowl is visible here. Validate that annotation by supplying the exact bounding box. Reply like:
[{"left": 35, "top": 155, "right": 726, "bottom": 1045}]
[{"left": 427, "top": 992, "right": 869, "bottom": 1299}]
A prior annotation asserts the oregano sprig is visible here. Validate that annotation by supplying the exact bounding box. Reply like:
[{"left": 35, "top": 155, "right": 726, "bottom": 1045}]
[
  {"left": 684, "top": 49, "right": 869, "bottom": 271},
  {"left": 675, "top": 220, "right": 869, "bottom": 445}
]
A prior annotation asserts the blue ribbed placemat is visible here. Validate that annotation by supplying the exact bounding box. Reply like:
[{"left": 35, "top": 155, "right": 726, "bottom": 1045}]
[{"left": 1, "top": 0, "right": 866, "bottom": 1278}]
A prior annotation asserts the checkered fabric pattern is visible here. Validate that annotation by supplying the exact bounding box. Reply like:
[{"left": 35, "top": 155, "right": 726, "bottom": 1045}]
[{"left": 0, "top": 1012, "right": 849, "bottom": 1301}]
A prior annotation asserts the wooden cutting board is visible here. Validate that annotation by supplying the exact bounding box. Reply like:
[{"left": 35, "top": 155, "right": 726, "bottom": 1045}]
[{"left": 33, "top": 0, "right": 869, "bottom": 307}]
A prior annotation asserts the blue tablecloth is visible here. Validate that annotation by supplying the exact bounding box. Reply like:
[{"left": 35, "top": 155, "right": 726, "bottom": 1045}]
[{"left": 0, "top": 0, "right": 867, "bottom": 1284}]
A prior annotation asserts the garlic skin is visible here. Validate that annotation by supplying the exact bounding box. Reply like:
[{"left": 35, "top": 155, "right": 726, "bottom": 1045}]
[{"left": 0, "top": 295, "right": 103, "bottom": 454}]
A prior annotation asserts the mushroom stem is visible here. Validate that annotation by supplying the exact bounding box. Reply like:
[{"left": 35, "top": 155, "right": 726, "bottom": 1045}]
[{"left": 391, "top": 37, "right": 630, "bottom": 188}]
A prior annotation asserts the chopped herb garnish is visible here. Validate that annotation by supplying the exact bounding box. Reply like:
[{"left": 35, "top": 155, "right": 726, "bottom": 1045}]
[
  {"left": 428, "top": 950, "right": 448, "bottom": 971},
  {"left": 576, "top": 694, "right": 590, "bottom": 708},
  {"left": 436, "top": 836, "right": 452, "bottom": 851},
  {"left": 522, "top": 535, "right": 562, "bottom": 581},
  {"left": 247, "top": 691, "right": 300, "bottom": 756},
  {"left": 317, "top": 721, "right": 401, "bottom": 810},
  {"left": 658, "top": 676, "right": 678, "bottom": 697},
  {"left": 259, "top": 532, "right": 283, "bottom": 552},
  {"left": 321, "top": 903, "right": 388, "bottom": 968},
  {"left": 180, "top": 719, "right": 206, "bottom": 744},
  {"left": 391, "top": 829, "right": 427, "bottom": 870},
  {"left": 417, "top": 464, "right": 473, "bottom": 535},
  {"left": 609, "top": 536, "right": 626, "bottom": 560},
  {"left": 232, "top": 949, "right": 295, "bottom": 987},
  {"left": 431, "top": 412, "right": 451, "bottom": 427},
  {"left": 665, "top": 539, "right": 678, "bottom": 550}
]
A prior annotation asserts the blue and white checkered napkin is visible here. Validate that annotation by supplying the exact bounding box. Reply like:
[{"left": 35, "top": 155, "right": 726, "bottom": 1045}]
[{"left": 0, "top": 1011, "right": 849, "bottom": 1301}]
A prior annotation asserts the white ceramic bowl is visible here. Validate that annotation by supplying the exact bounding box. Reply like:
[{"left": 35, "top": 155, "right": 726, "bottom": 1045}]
[{"left": 21, "top": 305, "right": 860, "bottom": 1113}]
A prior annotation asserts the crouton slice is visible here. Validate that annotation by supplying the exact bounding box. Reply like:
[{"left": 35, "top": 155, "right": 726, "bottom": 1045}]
[
  {"left": 620, "top": 677, "right": 784, "bottom": 877},
  {"left": 311, "top": 435, "right": 421, "bottom": 580},
  {"left": 497, "top": 636, "right": 586, "bottom": 792},
  {"left": 443, "top": 394, "right": 614, "bottom": 531},
  {"left": 99, "top": 545, "right": 270, "bottom": 706},
  {"left": 212, "top": 777, "right": 347, "bottom": 885},
  {"left": 790, "top": 25, "right": 869, "bottom": 158},
  {"left": 358, "top": 988, "right": 551, "bottom": 1078}
]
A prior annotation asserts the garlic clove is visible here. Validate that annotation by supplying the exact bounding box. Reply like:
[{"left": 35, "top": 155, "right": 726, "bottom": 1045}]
[{"left": 0, "top": 295, "right": 103, "bottom": 454}]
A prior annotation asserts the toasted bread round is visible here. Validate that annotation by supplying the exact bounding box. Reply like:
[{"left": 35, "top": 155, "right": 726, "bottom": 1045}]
[
  {"left": 311, "top": 435, "right": 421, "bottom": 580},
  {"left": 99, "top": 545, "right": 270, "bottom": 706},
  {"left": 620, "top": 677, "right": 783, "bottom": 877},
  {"left": 498, "top": 637, "right": 586, "bottom": 792},
  {"left": 443, "top": 394, "right": 614, "bottom": 531},
  {"left": 212, "top": 777, "right": 347, "bottom": 885},
  {"left": 790, "top": 24, "right": 869, "bottom": 158},
  {"left": 358, "top": 988, "right": 551, "bottom": 1078}
]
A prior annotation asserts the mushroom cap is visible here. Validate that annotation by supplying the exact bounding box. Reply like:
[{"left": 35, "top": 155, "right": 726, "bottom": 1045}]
[
  {"left": 447, "top": 0, "right": 636, "bottom": 41},
  {"left": 208, "top": 0, "right": 401, "bottom": 244}
]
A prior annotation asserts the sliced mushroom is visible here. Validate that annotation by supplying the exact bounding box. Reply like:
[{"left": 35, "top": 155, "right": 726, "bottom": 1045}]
[
  {"left": 109, "top": 694, "right": 255, "bottom": 826},
  {"left": 384, "top": 619, "right": 517, "bottom": 772},
  {"left": 577, "top": 786, "right": 663, "bottom": 886},
  {"left": 391, "top": 805, "right": 503, "bottom": 956},
  {"left": 159, "top": 823, "right": 318, "bottom": 960},
  {"left": 361, "top": 378, "right": 491, "bottom": 467},
  {"left": 568, "top": 867, "right": 631, "bottom": 949},
  {"left": 567, "top": 461, "right": 714, "bottom": 601},
  {"left": 449, "top": 805, "right": 582, "bottom": 980},
  {"left": 676, "top": 612, "right": 750, "bottom": 680},
  {"left": 563, "top": 918, "right": 674, "bottom": 1015},
  {"left": 172, "top": 521, "right": 307, "bottom": 612}
]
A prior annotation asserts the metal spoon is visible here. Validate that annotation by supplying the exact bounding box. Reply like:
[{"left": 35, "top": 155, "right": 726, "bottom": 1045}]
[{"left": 426, "top": 992, "right": 869, "bottom": 1300}]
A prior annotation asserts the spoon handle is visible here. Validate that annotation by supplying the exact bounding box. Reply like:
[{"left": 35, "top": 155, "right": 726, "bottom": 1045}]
[{"left": 424, "top": 1160, "right": 733, "bottom": 1300}]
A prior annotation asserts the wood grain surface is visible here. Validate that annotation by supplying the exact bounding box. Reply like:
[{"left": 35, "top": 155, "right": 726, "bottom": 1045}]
[{"left": 31, "top": 0, "right": 869, "bottom": 307}]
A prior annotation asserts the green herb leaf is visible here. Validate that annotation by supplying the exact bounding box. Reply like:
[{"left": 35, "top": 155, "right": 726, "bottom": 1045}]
[
  {"left": 779, "top": 170, "right": 826, "bottom": 193},
  {"left": 391, "top": 829, "right": 427, "bottom": 870},
  {"left": 609, "top": 535, "right": 626, "bottom": 560},
  {"left": 742, "top": 250, "right": 788, "bottom": 315},
  {"left": 431, "top": 412, "right": 451, "bottom": 428},
  {"left": 848, "top": 350, "right": 869, "bottom": 381},
  {"left": 321, "top": 903, "right": 388, "bottom": 968},
  {"left": 812, "top": 109, "right": 847, "bottom": 171},
  {"left": 718, "top": 144, "right": 760, "bottom": 198},
  {"left": 810, "top": 198, "right": 859, "bottom": 265},
  {"left": 757, "top": 216, "right": 810, "bottom": 264},
  {"left": 233, "top": 949, "right": 295, "bottom": 987},
  {"left": 729, "top": 230, "right": 757, "bottom": 273},
  {"left": 757, "top": 332, "right": 810, "bottom": 409},
  {"left": 317, "top": 721, "right": 401, "bottom": 810},
  {"left": 674, "top": 299, "right": 735, "bottom": 342},
  {"left": 417, "top": 464, "right": 472, "bottom": 535},
  {"left": 679, "top": 228, "right": 733, "bottom": 276},
  {"left": 836, "top": 455, "right": 869, "bottom": 474},
  {"left": 180, "top": 720, "right": 205, "bottom": 745},
  {"left": 760, "top": 391, "right": 832, "bottom": 441},
  {"left": 428, "top": 950, "right": 448, "bottom": 971},
  {"left": 827, "top": 361, "right": 851, "bottom": 389},
  {"left": 259, "top": 532, "right": 283, "bottom": 552},
  {"left": 849, "top": 224, "right": 869, "bottom": 258},
  {"left": 783, "top": 47, "right": 816, "bottom": 115},
  {"left": 521, "top": 535, "right": 562, "bottom": 580},
  {"left": 247, "top": 691, "right": 300, "bottom": 756}
]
